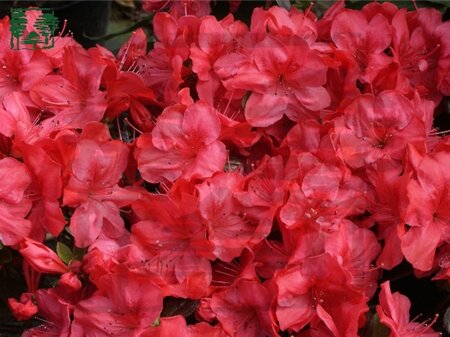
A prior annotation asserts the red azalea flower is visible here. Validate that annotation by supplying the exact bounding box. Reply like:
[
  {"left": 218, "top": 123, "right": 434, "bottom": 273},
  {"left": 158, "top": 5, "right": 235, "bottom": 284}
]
[
  {"left": 131, "top": 214, "right": 213, "bottom": 298},
  {"left": 105, "top": 71, "right": 156, "bottom": 118},
  {"left": 132, "top": 217, "right": 213, "bottom": 292},
  {"left": 104, "top": 29, "right": 159, "bottom": 132},
  {"left": 22, "top": 289, "right": 71, "bottom": 337},
  {"left": 71, "top": 266, "right": 163, "bottom": 337},
  {"left": 20, "top": 142, "right": 66, "bottom": 240},
  {"left": 210, "top": 279, "right": 278, "bottom": 337},
  {"left": 30, "top": 46, "right": 107, "bottom": 134},
  {"left": 252, "top": 6, "right": 318, "bottom": 43},
  {"left": 371, "top": 159, "right": 409, "bottom": 270},
  {"left": 361, "top": 1, "right": 399, "bottom": 22},
  {"left": 280, "top": 155, "right": 367, "bottom": 232},
  {"left": 401, "top": 144, "right": 449, "bottom": 271},
  {"left": 0, "top": 91, "right": 41, "bottom": 145},
  {"left": 136, "top": 98, "right": 227, "bottom": 183},
  {"left": 316, "top": 0, "right": 345, "bottom": 42},
  {"left": 63, "top": 122, "right": 140, "bottom": 247},
  {"left": 191, "top": 15, "right": 250, "bottom": 106},
  {"left": 217, "top": 107, "right": 262, "bottom": 148},
  {"left": 0, "top": 49, "right": 53, "bottom": 98},
  {"left": 276, "top": 253, "right": 368, "bottom": 335},
  {"left": 131, "top": 184, "right": 214, "bottom": 298},
  {"left": 324, "top": 220, "right": 381, "bottom": 298},
  {"left": 330, "top": 9, "right": 392, "bottom": 83},
  {"left": 137, "top": 12, "right": 192, "bottom": 104},
  {"left": 0, "top": 157, "right": 32, "bottom": 246},
  {"left": 117, "top": 28, "right": 148, "bottom": 71},
  {"left": 390, "top": 8, "right": 449, "bottom": 102},
  {"left": 284, "top": 121, "right": 321, "bottom": 156},
  {"left": 228, "top": 35, "right": 330, "bottom": 126},
  {"left": 210, "top": 249, "right": 259, "bottom": 289},
  {"left": 197, "top": 172, "right": 254, "bottom": 261},
  {"left": 335, "top": 91, "right": 424, "bottom": 168},
  {"left": 235, "top": 155, "right": 286, "bottom": 244},
  {"left": 320, "top": 46, "right": 361, "bottom": 112},
  {"left": 376, "top": 282, "right": 439, "bottom": 337},
  {"left": 253, "top": 239, "right": 288, "bottom": 279}
]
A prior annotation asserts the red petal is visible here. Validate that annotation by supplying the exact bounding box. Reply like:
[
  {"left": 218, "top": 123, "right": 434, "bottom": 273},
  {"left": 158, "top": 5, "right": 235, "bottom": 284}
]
[{"left": 245, "top": 93, "right": 288, "bottom": 127}]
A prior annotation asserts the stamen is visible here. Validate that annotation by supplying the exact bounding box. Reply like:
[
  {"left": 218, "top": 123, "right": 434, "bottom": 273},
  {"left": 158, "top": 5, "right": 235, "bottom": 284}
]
[
  {"left": 124, "top": 118, "right": 143, "bottom": 134},
  {"left": 128, "top": 60, "right": 142, "bottom": 74},
  {"left": 409, "top": 314, "right": 439, "bottom": 334},
  {"left": 33, "top": 316, "right": 55, "bottom": 326},
  {"left": 213, "top": 269, "right": 238, "bottom": 277},
  {"left": 41, "top": 98, "right": 71, "bottom": 107},
  {"left": 305, "top": 1, "right": 314, "bottom": 17},
  {"left": 222, "top": 89, "right": 234, "bottom": 117},
  {"left": 58, "top": 19, "right": 68, "bottom": 37},
  {"left": 211, "top": 279, "right": 232, "bottom": 285},
  {"left": 119, "top": 35, "right": 133, "bottom": 71},
  {"left": 159, "top": 182, "right": 170, "bottom": 193},
  {"left": 116, "top": 118, "right": 123, "bottom": 142},
  {"left": 215, "top": 260, "right": 240, "bottom": 273},
  {"left": 229, "top": 108, "right": 241, "bottom": 121},
  {"left": 422, "top": 44, "right": 441, "bottom": 59},
  {"left": 428, "top": 128, "right": 450, "bottom": 136},
  {"left": 157, "top": 0, "right": 173, "bottom": 12},
  {"left": 265, "top": 239, "right": 286, "bottom": 256},
  {"left": 32, "top": 112, "right": 42, "bottom": 126}
]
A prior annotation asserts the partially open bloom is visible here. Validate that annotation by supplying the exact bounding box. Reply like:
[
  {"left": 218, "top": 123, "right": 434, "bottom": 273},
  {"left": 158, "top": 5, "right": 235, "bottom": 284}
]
[
  {"left": 376, "top": 282, "right": 440, "bottom": 337},
  {"left": 19, "top": 237, "right": 68, "bottom": 274},
  {"left": 7, "top": 293, "right": 38, "bottom": 321}
]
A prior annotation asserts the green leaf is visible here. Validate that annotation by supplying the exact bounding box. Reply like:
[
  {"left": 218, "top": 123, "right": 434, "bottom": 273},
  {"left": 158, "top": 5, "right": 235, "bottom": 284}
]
[
  {"left": 276, "top": 0, "right": 291, "bottom": 10},
  {"left": 151, "top": 317, "right": 160, "bottom": 327},
  {"left": 56, "top": 242, "right": 73, "bottom": 265},
  {"left": 241, "top": 92, "right": 251, "bottom": 109},
  {"left": 73, "top": 247, "right": 86, "bottom": 261},
  {"left": 370, "top": 313, "right": 390, "bottom": 337}
]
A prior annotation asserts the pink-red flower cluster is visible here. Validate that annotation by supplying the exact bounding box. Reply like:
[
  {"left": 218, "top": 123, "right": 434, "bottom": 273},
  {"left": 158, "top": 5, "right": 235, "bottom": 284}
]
[{"left": 0, "top": 2, "right": 448, "bottom": 336}]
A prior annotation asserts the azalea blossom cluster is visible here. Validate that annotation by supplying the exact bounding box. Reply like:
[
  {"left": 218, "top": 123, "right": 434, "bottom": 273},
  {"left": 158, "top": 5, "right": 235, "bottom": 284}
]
[{"left": 0, "top": 1, "right": 449, "bottom": 336}]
